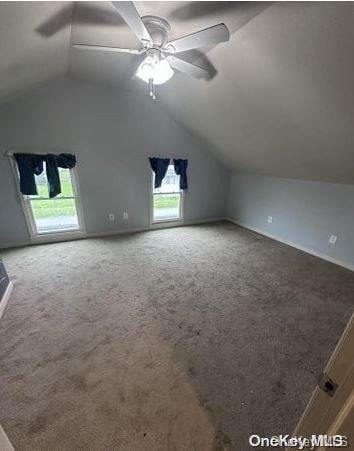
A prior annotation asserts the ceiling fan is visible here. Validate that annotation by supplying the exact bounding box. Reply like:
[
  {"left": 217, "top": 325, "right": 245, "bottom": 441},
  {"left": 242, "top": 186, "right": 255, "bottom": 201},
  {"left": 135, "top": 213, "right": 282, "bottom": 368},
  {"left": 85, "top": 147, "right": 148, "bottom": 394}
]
[{"left": 72, "top": 1, "right": 230, "bottom": 99}]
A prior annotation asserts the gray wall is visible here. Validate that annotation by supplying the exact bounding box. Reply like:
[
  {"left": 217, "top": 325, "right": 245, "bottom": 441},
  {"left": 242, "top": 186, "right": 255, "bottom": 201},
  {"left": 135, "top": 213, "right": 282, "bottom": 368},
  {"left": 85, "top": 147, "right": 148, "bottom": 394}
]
[
  {"left": 227, "top": 173, "right": 354, "bottom": 269},
  {"left": 0, "top": 78, "right": 229, "bottom": 247}
]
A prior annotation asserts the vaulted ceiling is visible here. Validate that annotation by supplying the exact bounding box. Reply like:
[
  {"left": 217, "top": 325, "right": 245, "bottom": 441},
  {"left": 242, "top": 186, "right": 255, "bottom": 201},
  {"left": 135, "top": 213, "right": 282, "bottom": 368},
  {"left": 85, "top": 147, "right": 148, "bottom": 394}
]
[{"left": 1, "top": 1, "right": 354, "bottom": 184}]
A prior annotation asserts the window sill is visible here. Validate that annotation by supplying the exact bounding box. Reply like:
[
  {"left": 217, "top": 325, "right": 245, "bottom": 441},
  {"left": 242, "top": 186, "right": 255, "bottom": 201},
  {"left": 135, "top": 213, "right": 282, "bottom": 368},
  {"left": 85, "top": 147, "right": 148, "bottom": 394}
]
[
  {"left": 31, "top": 229, "right": 86, "bottom": 243},
  {"left": 150, "top": 219, "right": 183, "bottom": 229}
]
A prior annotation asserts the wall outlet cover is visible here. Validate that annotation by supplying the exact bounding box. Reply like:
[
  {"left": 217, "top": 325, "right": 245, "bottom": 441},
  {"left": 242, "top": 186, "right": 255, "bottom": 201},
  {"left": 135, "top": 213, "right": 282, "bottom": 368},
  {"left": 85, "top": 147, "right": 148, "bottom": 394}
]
[
  {"left": 329, "top": 235, "right": 337, "bottom": 245},
  {"left": 123, "top": 212, "right": 128, "bottom": 220},
  {"left": 268, "top": 216, "right": 273, "bottom": 223},
  {"left": 109, "top": 213, "right": 115, "bottom": 221}
]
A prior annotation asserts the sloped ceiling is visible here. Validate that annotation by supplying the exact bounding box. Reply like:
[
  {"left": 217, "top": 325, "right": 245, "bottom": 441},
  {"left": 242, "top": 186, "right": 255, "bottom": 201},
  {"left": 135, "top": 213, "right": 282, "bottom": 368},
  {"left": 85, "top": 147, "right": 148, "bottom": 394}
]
[
  {"left": 0, "top": 2, "right": 72, "bottom": 103},
  {"left": 1, "top": 2, "right": 354, "bottom": 183}
]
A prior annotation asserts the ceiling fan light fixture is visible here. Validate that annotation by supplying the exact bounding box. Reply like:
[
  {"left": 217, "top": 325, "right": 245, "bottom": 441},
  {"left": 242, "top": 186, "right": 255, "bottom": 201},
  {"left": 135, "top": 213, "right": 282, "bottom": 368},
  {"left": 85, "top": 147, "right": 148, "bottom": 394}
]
[
  {"left": 136, "top": 55, "right": 174, "bottom": 85},
  {"left": 74, "top": 2, "right": 230, "bottom": 99}
]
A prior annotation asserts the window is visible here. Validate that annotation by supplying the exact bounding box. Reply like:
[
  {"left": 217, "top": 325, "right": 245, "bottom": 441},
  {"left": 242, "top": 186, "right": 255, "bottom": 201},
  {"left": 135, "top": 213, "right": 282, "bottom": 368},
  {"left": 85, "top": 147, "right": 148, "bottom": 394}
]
[
  {"left": 152, "top": 164, "right": 183, "bottom": 223},
  {"left": 24, "top": 165, "right": 83, "bottom": 235}
]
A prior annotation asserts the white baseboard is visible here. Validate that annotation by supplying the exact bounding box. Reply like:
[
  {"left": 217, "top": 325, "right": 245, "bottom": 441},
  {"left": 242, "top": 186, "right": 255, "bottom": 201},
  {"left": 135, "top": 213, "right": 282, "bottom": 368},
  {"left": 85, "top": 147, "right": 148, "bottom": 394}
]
[
  {"left": 0, "top": 217, "right": 226, "bottom": 249},
  {"left": 64, "top": 217, "right": 226, "bottom": 239},
  {"left": 0, "top": 425, "right": 14, "bottom": 451},
  {"left": 226, "top": 217, "right": 354, "bottom": 272},
  {"left": 0, "top": 240, "right": 30, "bottom": 249},
  {"left": 0, "top": 281, "right": 13, "bottom": 321}
]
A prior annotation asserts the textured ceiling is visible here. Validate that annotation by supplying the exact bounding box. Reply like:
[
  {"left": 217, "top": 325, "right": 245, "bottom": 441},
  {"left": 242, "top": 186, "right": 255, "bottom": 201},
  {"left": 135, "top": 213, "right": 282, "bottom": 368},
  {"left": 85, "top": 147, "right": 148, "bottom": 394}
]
[{"left": 1, "top": 2, "right": 354, "bottom": 183}]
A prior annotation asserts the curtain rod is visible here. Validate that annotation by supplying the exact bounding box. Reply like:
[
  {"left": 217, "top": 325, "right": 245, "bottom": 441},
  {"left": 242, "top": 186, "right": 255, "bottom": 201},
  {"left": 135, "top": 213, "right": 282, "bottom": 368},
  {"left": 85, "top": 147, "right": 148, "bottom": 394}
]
[
  {"left": 6, "top": 150, "right": 72, "bottom": 157},
  {"left": 150, "top": 157, "right": 189, "bottom": 160},
  {"left": 6, "top": 152, "right": 188, "bottom": 160},
  {"left": 6, "top": 150, "right": 44, "bottom": 156}
]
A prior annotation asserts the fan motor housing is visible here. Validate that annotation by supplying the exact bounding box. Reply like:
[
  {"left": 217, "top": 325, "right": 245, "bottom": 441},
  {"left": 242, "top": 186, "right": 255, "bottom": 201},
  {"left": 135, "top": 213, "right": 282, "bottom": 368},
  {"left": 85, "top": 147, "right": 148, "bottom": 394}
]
[{"left": 142, "top": 15, "right": 171, "bottom": 47}]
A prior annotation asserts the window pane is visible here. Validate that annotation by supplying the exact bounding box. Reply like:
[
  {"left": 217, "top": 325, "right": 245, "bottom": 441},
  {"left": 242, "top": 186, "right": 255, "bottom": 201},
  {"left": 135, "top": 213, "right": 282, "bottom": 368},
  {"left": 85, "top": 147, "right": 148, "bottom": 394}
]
[
  {"left": 153, "top": 193, "right": 180, "bottom": 221},
  {"left": 59, "top": 168, "right": 74, "bottom": 197},
  {"left": 30, "top": 167, "right": 73, "bottom": 198},
  {"left": 31, "top": 198, "right": 79, "bottom": 233},
  {"left": 33, "top": 172, "right": 48, "bottom": 198},
  {"left": 154, "top": 165, "right": 180, "bottom": 194},
  {"left": 152, "top": 164, "right": 182, "bottom": 222}
]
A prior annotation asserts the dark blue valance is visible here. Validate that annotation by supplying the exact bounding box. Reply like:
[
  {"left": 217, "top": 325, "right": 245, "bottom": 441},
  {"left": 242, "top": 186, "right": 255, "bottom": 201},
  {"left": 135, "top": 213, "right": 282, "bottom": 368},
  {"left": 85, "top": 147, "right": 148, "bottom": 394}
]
[
  {"left": 173, "top": 159, "right": 188, "bottom": 190},
  {"left": 14, "top": 153, "right": 76, "bottom": 198},
  {"left": 149, "top": 157, "right": 170, "bottom": 189},
  {"left": 14, "top": 154, "right": 43, "bottom": 196}
]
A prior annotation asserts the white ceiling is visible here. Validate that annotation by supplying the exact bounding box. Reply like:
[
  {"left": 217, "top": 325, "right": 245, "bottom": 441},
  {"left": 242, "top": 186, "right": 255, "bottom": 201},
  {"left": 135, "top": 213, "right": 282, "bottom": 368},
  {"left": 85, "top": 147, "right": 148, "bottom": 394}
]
[{"left": 1, "top": 1, "right": 354, "bottom": 184}]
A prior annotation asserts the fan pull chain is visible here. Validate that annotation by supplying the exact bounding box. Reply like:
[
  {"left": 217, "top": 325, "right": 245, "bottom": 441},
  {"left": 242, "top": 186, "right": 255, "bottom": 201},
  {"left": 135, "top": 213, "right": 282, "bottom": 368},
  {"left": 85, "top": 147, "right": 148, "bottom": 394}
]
[{"left": 149, "top": 78, "right": 156, "bottom": 100}]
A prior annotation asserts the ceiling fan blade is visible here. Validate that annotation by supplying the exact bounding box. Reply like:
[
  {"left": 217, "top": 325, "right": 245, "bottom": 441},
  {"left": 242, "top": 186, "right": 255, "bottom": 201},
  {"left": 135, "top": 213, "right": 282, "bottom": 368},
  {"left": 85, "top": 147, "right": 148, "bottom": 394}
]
[
  {"left": 169, "top": 2, "right": 270, "bottom": 23},
  {"left": 167, "top": 56, "right": 209, "bottom": 80},
  {"left": 36, "top": 4, "right": 73, "bottom": 37},
  {"left": 166, "top": 23, "right": 229, "bottom": 53},
  {"left": 176, "top": 50, "right": 217, "bottom": 80},
  {"left": 111, "top": 2, "right": 152, "bottom": 45},
  {"left": 72, "top": 43, "right": 142, "bottom": 55}
]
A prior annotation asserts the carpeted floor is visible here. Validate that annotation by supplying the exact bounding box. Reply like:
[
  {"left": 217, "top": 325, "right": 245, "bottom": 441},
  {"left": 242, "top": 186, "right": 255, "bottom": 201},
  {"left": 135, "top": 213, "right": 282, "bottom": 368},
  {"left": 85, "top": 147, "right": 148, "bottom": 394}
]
[{"left": 0, "top": 222, "right": 353, "bottom": 450}]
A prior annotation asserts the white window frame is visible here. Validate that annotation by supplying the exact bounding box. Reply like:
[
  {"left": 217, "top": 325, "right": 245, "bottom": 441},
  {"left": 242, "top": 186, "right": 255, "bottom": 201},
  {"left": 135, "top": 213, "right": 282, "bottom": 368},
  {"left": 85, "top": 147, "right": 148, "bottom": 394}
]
[
  {"left": 8, "top": 152, "right": 86, "bottom": 242},
  {"left": 150, "top": 163, "right": 184, "bottom": 226}
]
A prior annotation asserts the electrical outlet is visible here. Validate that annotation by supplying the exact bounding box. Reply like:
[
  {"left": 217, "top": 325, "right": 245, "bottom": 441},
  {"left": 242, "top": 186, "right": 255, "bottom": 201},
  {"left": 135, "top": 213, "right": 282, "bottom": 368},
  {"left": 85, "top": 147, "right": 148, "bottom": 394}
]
[
  {"left": 123, "top": 212, "right": 128, "bottom": 220},
  {"left": 329, "top": 235, "right": 337, "bottom": 245},
  {"left": 267, "top": 216, "right": 273, "bottom": 223},
  {"left": 109, "top": 213, "right": 115, "bottom": 222}
]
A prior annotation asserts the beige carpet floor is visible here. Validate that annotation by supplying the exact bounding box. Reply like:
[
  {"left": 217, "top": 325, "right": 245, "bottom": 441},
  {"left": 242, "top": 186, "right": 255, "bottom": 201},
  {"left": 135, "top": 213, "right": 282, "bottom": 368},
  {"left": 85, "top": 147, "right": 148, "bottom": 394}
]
[{"left": 0, "top": 222, "right": 353, "bottom": 450}]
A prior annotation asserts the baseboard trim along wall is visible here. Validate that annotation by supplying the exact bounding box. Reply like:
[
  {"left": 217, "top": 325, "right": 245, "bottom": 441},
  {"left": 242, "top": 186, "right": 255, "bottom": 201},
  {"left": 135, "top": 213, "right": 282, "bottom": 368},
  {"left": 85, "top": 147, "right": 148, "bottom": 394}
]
[
  {"left": 0, "top": 281, "right": 13, "bottom": 321},
  {"left": 0, "top": 425, "right": 14, "bottom": 451},
  {"left": 0, "top": 217, "right": 226, "bottom": 250},
  {"left": 2, "top": 218, "right": 353, "bottom": 273},
  {"left": 227, "top": 218, "right": 354, "bottom": 272}
]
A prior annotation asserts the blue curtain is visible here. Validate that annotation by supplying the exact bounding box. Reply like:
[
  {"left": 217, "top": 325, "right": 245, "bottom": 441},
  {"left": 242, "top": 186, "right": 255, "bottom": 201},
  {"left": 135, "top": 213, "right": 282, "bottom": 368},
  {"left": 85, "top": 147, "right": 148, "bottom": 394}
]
[
  {"left": 14, "top": 153, "right": 76, "bottom": 198},
  {"left": 149, "top": 157, "right": 170, "bottom": 188},
  {"left": 173, "top": 159, "right": 188, "bottom": 190}
]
